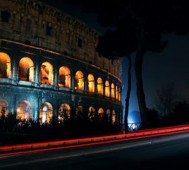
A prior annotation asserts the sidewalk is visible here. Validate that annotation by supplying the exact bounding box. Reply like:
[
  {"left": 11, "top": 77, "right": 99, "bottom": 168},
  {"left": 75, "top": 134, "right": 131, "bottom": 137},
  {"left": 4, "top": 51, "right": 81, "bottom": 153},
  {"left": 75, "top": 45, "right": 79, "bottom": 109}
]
[{"left": 0, "top": 124, "right": 189, "bottom": 154}]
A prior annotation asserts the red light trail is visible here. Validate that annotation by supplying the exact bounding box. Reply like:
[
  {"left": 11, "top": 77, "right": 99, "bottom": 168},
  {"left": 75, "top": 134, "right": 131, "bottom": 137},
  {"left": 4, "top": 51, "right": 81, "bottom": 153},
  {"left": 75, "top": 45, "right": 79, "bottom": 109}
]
[{"left": 0, "top": 124, "right": 189, "bottom": 157}]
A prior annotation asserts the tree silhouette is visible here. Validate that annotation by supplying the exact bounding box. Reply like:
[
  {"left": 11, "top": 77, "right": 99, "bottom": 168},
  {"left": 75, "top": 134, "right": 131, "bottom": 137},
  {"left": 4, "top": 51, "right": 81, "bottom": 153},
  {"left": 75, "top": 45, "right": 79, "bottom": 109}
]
[{"left": 154, "top": 83, "right": 178, "bottom": 118}]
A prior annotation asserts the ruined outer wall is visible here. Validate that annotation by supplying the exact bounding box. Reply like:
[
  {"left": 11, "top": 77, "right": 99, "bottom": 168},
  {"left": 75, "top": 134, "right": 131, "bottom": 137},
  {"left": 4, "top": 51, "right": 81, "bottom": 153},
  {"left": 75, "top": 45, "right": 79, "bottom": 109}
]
[{"left": 0, "top": 0, "right": 121, "bottom": 80}]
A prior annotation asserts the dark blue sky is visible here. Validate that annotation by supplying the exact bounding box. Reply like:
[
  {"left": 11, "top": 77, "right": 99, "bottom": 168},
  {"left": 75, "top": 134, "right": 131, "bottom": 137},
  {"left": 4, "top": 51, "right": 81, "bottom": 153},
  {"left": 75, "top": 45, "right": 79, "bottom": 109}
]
[{"left": 122, "top": 33, "right": 189, "bottom": 113}]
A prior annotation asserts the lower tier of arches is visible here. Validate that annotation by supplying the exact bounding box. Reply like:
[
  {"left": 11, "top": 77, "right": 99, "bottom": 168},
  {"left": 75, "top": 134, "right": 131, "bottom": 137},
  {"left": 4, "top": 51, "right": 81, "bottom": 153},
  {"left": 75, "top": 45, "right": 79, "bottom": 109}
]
[{"left": 0, "top": 85, "right": 123, "bottom": 126}]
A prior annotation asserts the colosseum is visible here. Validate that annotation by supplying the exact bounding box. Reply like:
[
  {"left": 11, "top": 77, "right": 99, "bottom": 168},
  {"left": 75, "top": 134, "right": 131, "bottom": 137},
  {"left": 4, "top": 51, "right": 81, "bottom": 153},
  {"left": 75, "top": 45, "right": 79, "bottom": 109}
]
[{"left": 0, "top": 0, "right": 122, "bottom": 126}]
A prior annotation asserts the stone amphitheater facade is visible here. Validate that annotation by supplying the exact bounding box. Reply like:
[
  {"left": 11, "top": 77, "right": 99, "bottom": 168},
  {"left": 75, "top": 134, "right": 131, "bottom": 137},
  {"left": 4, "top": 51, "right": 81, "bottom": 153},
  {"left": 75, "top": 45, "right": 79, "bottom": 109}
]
[{"left": 0, "top": 0, "right": 122, "bottom": 125}]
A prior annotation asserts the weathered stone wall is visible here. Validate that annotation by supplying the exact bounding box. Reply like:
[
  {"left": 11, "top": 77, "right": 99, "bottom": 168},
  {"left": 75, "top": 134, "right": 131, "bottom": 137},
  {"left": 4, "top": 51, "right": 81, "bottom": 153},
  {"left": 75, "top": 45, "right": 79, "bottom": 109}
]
[
  {"left": 0, "top": 0, "right": 121, "bottom": 79},
  {"left": 0, "top": 0, "right": 123, "bottom": 125}
]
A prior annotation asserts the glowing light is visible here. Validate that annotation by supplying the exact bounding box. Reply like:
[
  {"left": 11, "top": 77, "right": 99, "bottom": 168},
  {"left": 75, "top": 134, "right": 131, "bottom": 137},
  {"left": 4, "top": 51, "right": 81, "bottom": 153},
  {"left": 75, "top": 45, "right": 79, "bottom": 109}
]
[
  {"left": 58, "top": 103, "right": 71, "bottom": 123},
  {"left": 98, "top": 107, "right": 104, "bottom": 120},
  {"left": 19, "top": 57, "right": 34, "bottom": 81},
  {"left": 1, "top": 124, "right": 189, "bottom": 157},
  {"left": 105, "top": 80, "right": 110, "bottom": 97},
  {"left": 39, "top": 102, "right": 53, "bottom": 124},
  {"left": 88, "top": 74, "right": 95, "bottom": 93},
  {"left": 127, "top": 110, "right": 141, "bottom": 131},
  {"left": 116, "top": 86, "right": 119, "bottom": 100},
  {"left": 111, "top": 83, "right": 115, "bottom": 99},
  {"left": 0, "top": 52, "right": 11, "bottom": 78},
  {"left": 75, "top": 71, "right": 84, "bottom": 90},
  {"left": 41, "top": 62, "right": 53, "bottom": 85},
  {"left": 42, "top": 112, "right": 46, "bottom": 124},
  {"left": 58, "top": 66, "right": 71, "bottom": 88},
  {"left": 16, "top": 100, "right": 32, "bottom": 121},
  {"left": 97, "top": 77, "right": 103, "bottom": 95}
]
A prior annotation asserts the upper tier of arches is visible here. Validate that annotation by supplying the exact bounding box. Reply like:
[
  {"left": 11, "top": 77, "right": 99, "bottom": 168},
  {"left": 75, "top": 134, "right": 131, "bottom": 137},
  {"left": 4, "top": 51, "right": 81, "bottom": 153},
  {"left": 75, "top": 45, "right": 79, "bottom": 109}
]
[{"left": 0, "top": 52, "right": 121, "bottom": 102}]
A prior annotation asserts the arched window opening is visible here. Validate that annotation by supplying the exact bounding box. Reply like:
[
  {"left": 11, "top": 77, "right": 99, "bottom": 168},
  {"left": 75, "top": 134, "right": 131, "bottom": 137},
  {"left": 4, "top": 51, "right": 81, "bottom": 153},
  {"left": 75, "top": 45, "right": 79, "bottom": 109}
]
[
  {"left": 16, "top": 100, "right": 32, "bottom": 121},
  {"left": 88, "top": 106, "right": 95, "bottom": 121},
  {"left": 106, "top": 109, "right": 111, "bottom": 122},
  {"left": 0, "top": 52, "right": 11, "bottom": 78},
  {"left": 112, "top": 110, "right": 116, "bottom": 124},
  {"left": 98, "top": 107, "right": 104, "bottom": 121},
  {"left": 19, "top": 57, "right": 34, "bottom": 81},
  {"left": 58, "top": 103, "right": 71, "bottom": 123},
  {"left": 39, "top": 102, "right": 53, "bottom": 124},
  {"left": 41, "top": 62, "right": 53, "bottom": 85},
  {"left": 111, "top": 83, "right": 115, "bottom": 99},
  {"left": 75, "top": 71, "right": 84, "bottom": 90},
  {"left": 105, "top": 80, "right": 110, "bottom": 97},
  {"left": 76, "top": 105, "right": 83, "bottom": 119},
  {"left": 58, "top": 66, "right": 71, "bottom": 88},
  {"left": 97, "top": 77, "right": 103, "bottom": 95},
  {"left": 0, "top": 99, "right": 8, "bottom": 117},
  {"left": 88, "top": 74, "right": 95, "bottom": 93},
  {"left": 116, "top": 86, "right": 119, "bottom": 100}
]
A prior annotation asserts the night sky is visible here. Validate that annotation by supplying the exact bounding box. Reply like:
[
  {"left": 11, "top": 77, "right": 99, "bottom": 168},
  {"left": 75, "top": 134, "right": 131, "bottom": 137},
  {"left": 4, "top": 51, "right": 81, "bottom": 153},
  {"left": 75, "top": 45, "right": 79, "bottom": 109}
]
[
  {"left": 122, "top": 34, "right": 189, "bottom": 112},
  {"left": 42, "top": 0, "right": 189, "bottom": 121}
]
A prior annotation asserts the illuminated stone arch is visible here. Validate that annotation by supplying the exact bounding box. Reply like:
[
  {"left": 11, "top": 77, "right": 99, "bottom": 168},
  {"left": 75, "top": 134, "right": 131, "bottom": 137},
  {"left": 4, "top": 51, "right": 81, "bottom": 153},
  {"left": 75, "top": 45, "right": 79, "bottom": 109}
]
[
  {"left": 88, "top": 74, "right": 95, "bottom": 93},
  {"left": 0, "top": 52, "right": 11, "bottom": 78},
  {"left": 115, "top": 86, "right": 119, "bottom": 100},
  {"left": 19, "top": 57, "right": 34, "bottom": 81},
  {"left": 58, "top": 103, "right": 71, "bottom": 123},
  {"left": 58, "top": 66, "right": 71, "bottom": 88},
  {"left": 16, "top": 100, "right": 32, "bottom": 121},
  {"left": 40, "top": 62, "right": 53, "bottom": 85},
  {"left": 75, "top": 70, "right": 84, "bottom": 90},
  {"left": 88, "top": 106, "right": 95, "bottom": 120},
  {"left": 97, "top": 77, "right": 103, "bottom": 95},
  {"left": 0, "top": 99, "right": 8, "bottom": 117},
  {"left": 39, "top": 102, "right": 53, "bottom": 124},
  {"left": 105, "top": 80, "right": 110, "bottom": 97},
  {"left": 111, "top": 83, "right": 115, "bottom": 99},
  {"left": 112, "top": 110, "right": 116, "bottom": 124},
  {"left": 98, "top": 107, "right": 104, "bottom": 121}
]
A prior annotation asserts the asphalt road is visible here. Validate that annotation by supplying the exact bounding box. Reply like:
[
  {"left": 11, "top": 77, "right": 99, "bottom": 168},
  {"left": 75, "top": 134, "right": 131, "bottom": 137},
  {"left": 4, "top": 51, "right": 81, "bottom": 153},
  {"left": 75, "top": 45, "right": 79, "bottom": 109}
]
[{"left": 1, "top": 133, "right": 189, "bottom": 170}]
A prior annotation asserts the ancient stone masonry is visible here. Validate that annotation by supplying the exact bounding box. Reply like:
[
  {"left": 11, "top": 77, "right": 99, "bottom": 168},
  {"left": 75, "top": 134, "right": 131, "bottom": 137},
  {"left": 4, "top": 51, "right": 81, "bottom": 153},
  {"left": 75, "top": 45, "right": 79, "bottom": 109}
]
[{"left": 0, "top": 0, "right": 123, "bottom": 125}]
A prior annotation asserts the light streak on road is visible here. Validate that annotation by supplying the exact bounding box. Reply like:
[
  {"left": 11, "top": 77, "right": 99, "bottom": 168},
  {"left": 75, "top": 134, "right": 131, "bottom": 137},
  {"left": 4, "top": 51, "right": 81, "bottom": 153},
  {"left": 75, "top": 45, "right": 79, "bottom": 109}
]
[
  {"left": 1, "top": 132, "right": 189, "bottom": 169},
  {"left": 0, "top": 140, "right": 152, "bottom": 169},
  {"left": 0, "top": 124, "right": 189, "bottom": 158}
]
